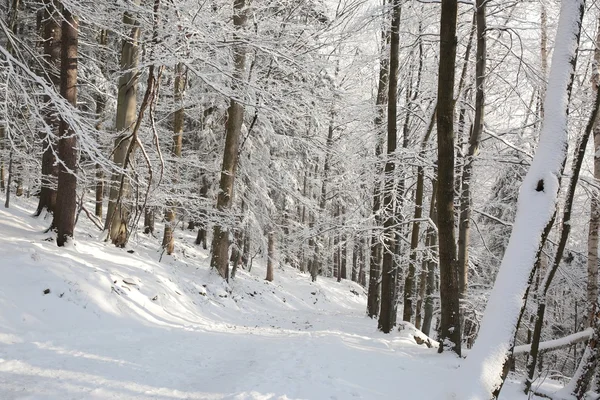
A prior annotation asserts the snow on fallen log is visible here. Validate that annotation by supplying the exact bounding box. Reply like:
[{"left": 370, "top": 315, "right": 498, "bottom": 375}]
[{"left": 512, "top": 328, "right": 593, "bottom": 355}]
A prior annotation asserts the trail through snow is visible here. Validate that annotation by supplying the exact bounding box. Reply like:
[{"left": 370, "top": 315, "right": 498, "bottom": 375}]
[{"left": 0, "top": 200, "right": 558, "bottom": 399}]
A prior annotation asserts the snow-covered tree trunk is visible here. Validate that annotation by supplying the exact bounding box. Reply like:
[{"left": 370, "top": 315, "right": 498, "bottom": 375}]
[{"left": 457, "top": 0, "right": 585, "bottom": 398}]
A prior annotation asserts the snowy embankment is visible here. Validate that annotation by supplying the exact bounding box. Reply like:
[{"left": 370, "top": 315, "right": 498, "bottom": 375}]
[{"left": 0, "top": 199, "right": 555, "bottom": 399}]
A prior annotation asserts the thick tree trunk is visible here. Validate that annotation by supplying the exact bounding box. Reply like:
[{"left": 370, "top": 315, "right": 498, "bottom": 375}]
[
  {"left": 53, "top": 6, "right": 78, "bottom": 247},
  {"left": 105, "top": 5, "right": 140, "bottom": 247},
  {"left": 436, "top": 0, "right": 461, "bottom": 355},
  {"left": 210, "top": 0, "right": 248, "bottom": 281},
  {"left": 35, "top": 0, "right": 61, "bottom": 217},
  {"left": 378, "top": 0, "right": 401, "bottom": 334}
]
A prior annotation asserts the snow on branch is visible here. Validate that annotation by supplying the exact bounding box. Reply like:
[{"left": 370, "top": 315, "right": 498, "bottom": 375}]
[{"left": 513, "top": 328, "right": 593, "bottom": 355}]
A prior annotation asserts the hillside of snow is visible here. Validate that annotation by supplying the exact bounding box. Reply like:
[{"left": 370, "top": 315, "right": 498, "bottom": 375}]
[{"left": 0, "top": 199, "right": 559, "bottom": 399}]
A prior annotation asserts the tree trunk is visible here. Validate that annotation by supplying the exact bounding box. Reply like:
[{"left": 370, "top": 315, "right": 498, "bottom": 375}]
[
  {"left": 436, "top": 0, "right": 461, "bottom": 355},
  {"left": 587, "top": 16, "right": 600, "bottom": 329},
  {"left": 104, "top": 4, "right": 140, "bottom": 247},
  {"left": 35, "top": 0, "right": 61, "bottom": 217},
  {"left": 94, "top": 30, "right": 107, "bottom": 220},
  {"left": 459, "top": 1, "right": 585, "bottom": 397},
  {"left": 378, "top": 0, "right": 400, "bottom": 334},
  {"left": 53, "top": 5, "right": 78, "bottom": 247},
  {"left": 162, "top": 62, "right": 186, "bottom": 255},
  {"left": 266, "top": 231, "right": 274, "bottom": 282},
  {"left": 457, "top": 0, "right": 486, "bottom": 304},
  {"left": 210, "top": 0, "right": 248, "bottom": 281},
  {"left": 341, "top": 233, "right": 347, "bottom": 280},
  {"left": 421, "top": 172, "right": 438, "bottom": 336},
  {"left": 406, "top": 106, "right": 436, "bottom": 325},
  {"left": 143, "top": 207, "right": 154, "bottom": 234},
  {"left": 367, "top": 2, "right": 391, "bottom": 318},
  {"left": 526, "top": 8, "right": 594, "bottom": 392}
]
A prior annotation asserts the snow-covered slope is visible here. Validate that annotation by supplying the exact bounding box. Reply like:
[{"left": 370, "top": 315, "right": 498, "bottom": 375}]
[{"left": 0, "top": 199, "right": 554, "bottom": 399}]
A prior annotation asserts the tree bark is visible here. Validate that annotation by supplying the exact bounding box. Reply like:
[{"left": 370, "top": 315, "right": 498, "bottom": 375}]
[
  {"left": 378, "top": 0, "right": 400, "bottom": 334},
  {"left": 457, "top": 0, "right": 486, "bottom": 305},
  {"left": 421, "top": 171, "right": 438, "bottom": 336},
  {"left": 408, "top": 106, "right": 436, "bottom": 326},
  {"left": 266, "top": 231, "right": 274, "bottom": 282},
  {"left": 210, "top": 0, "right": 248, "bottom": 281},
  {"left": 587, "top": 17, "right": 600, "bottom": 329},
  {"left": 162, "top": 62, "right": 186, "bottom": 255},
  {"left": 436, "top": 0, "right": 461, "bottom": 355},
  {"left": 95, "top": 29, "right": 108, "bottom": 219},
  {"left": 53, "top": 5, "right": 78, "bottom": 247},
  {"left": 35, "top": 0, "right": 61, "bottom": 217},
  {"left": 104, "top": 4, "right": 140, "bottom": 247},
  {"left": 367, "top": 1, "right": 391, "bottom": 318}
]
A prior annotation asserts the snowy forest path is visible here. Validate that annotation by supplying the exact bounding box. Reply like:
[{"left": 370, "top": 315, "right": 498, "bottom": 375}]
[{"left": 0, "top": 200, "right": 542, "bottom": 399}]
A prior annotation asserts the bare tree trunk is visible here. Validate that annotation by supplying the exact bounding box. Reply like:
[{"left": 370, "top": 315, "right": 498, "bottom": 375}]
[
  {"left": 210, "top": 0, "right": 248, "bottom": 281},
  {"left": 195, "top": 175, "right": 209, "bottom": 249},
  {"left": 367, "top": 1, "right": 391, "bottom": 318},
  {"left": 341, "top": 232, "right": 347, "bottom": 280},
  {"left": 35, "top": 0, "right": 61, "bottom": 217},
  {"left": 0, "top": 125, "right": 5, "bottom": 191},
  {"left": 105, "top": 4, "right": 140, "bottom": 246},
  {"left": 436, "top": 0, "right": 461, "bottom": 355},
  {"left": 53, "top": 5, "right": 78, "bottom": 247},
  {"left": 421, "top": 172, "right": 437, "bottom": 336},
  {"left": 587, "top": 17, "right": 600, "bottom": 329},
  {"left": 143, "top": 207, "right": 154, "bottom": 234},
  {"left": 266, "top": 231, "right": 274, "bottom": 282},
  {"left": 457, "top": 1, "right": 486, "bottom": 305},
  {"left": 94, "top": 31, "right": 108, "bottom": 219},
  {"left": 407, "top": 107, "right": 436, "bottom": 326},
  {"left": 378, "top": 0, "right": 400, "bottom": 334},
  {"left": 162, "top": 62, "right": 186, "bottom": 254}
]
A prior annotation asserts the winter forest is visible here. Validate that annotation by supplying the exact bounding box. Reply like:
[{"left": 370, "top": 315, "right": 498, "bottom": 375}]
[{"left": 1, "top": 0, "right": 600, "bottom": 398}]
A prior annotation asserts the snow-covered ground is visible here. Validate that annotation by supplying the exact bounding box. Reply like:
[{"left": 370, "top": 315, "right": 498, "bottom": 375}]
[{"left": 0, "top": 199, "right": 558, "bottom": 399}]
